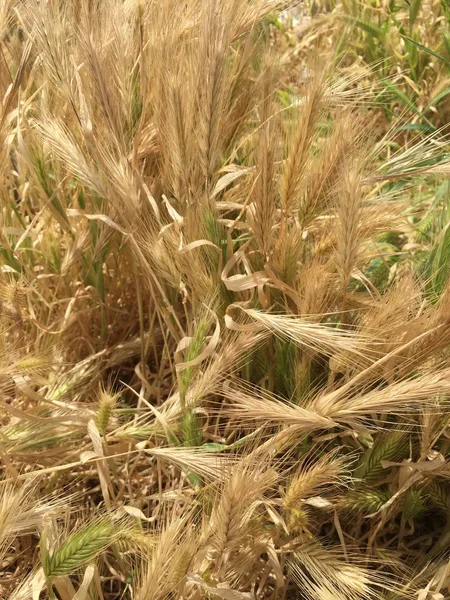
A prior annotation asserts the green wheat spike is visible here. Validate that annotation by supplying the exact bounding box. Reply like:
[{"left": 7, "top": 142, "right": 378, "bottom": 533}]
[
  {"left": 182, "top": 408, "right": 202, "bottom": 447},
  {"left": 45, "top": 519, "right": 117, "bottom": 578},
  {"left": 424, "top": 479, "right": 450, "bottom": 513},
  {"left": 401, "top": 488, "right": 425, "bottom": 521},
  {"left": 343, "top": 488, "right": 390, "bottom": 513},
  {"left": 355, "top": 430, "right": 408, "bottom": 483}
]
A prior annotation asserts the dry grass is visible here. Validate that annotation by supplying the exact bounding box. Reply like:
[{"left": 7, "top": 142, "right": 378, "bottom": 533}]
[{"left": 0, "top": 1, "right": 450, "bottom": 599}]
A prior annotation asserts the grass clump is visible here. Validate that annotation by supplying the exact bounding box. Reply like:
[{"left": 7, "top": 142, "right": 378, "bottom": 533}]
[{"left": 1, "top": 1, "right": 450, "bottom": 599}]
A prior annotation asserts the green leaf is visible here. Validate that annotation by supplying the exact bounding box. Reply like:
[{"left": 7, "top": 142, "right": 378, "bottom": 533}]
[
  {"left": 202, "top": 430, "right": 262, "bottom": 452},
  {"left": 427, "top": 221, "right": 450, "bottom": 299},
  {"left": 404, "top": 36, "right": 419, "bottom": 79},
  {"left": 277, "top": 90, "right": 292, "bottom": 107},
  {"left": 383, "top": 80, "right": 436, "bottom": 130},
  {"left": 352, "top": 17, "right": 385, "bottom": 38},
  {"left": 424, "top": 86, "right": 450, "bottom": 112},
  {"left": 409, "top": 0, "right": 422, "bottom": 27},
  {"left": 443, "top": 31, "right": 450, "bottom": 57},
  {"left": 400, "top": 34, "right": 450, "bottom": 68},
  {"left": 391, "top": 123, "right": 433, "bottom": 134},
  {"left": 202, "top": 443, "right": 227, "bottom": 452}
]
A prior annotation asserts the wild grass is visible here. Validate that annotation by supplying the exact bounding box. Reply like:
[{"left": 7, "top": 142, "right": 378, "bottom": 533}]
[
  {"left": 286, "top": 0, "right": 450, "bottom": 134},
  {"left": 0, "top": 0, "right": 450, "bottom": 599}
]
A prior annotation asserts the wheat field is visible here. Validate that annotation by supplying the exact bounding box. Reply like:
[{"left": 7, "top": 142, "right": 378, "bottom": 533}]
[{"left": 1, "top": 0, "right": 450, "bottom": 599}]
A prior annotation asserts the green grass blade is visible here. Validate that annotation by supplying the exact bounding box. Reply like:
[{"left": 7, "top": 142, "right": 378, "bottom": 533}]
[{"left": 400, "top": 34, "right": 450, "bottom": 68}]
